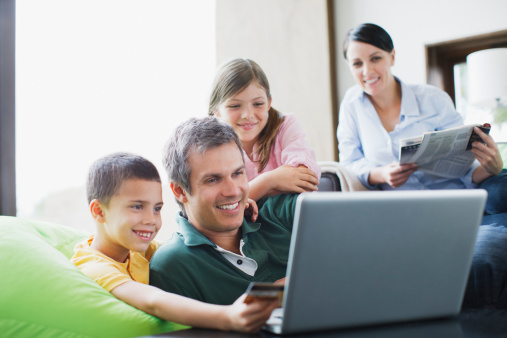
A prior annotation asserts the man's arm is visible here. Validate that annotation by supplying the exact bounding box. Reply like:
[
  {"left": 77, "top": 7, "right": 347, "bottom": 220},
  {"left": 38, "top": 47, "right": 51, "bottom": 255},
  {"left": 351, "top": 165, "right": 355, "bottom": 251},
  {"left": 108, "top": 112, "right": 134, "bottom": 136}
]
[{"left": 111, "top": 281, "right": 278, "bottom": 333}]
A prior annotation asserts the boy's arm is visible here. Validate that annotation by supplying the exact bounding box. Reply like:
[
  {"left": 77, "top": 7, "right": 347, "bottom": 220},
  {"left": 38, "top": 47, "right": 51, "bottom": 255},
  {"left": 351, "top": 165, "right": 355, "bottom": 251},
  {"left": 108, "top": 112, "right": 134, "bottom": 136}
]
[{"left": 111, "top": 280, "right": 278, "bottom": 333}]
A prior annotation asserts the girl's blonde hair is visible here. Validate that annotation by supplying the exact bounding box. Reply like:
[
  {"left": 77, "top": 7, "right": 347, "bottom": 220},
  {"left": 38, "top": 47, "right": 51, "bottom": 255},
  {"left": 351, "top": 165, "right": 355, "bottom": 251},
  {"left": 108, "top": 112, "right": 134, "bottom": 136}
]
[{"left": 209, "top": 58, "right": 284, "bottom": 172}]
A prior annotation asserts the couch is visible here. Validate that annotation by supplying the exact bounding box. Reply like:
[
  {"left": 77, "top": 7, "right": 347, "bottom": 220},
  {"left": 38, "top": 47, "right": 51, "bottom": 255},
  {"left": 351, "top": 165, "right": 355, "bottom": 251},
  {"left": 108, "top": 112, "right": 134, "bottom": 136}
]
[
  {"left": 0, "top": 216, "right": 188, "bottom": 338},
  {"left": 317, "top": 161, "right": 368, "bottom": 192}
]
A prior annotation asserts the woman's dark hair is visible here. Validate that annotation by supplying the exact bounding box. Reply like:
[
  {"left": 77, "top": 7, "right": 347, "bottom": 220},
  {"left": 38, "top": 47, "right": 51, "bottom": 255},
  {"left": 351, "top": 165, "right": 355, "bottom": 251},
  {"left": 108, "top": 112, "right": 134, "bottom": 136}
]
[{"left": 343, "top": 23, "right": 394, "bottom": 59}]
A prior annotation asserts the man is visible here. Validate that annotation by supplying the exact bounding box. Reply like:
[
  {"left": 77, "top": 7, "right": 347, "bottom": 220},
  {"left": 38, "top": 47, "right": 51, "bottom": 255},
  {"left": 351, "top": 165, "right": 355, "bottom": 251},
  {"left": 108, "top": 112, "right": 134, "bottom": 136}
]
[
  {"left": 150, "top": 117, "right": 296, "bottom": 305},
  {"left": 151, "top": 116, "right": 507, "bottom": 309}
]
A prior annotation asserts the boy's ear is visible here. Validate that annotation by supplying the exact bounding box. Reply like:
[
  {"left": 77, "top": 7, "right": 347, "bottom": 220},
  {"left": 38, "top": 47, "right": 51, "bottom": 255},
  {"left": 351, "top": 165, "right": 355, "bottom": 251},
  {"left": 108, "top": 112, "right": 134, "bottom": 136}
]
[
  {"left": 170, "top": 182, "right": 188, "bottom": 204},
  {"left": 90, "top": 199, "right": 106, "bottom": 224}
]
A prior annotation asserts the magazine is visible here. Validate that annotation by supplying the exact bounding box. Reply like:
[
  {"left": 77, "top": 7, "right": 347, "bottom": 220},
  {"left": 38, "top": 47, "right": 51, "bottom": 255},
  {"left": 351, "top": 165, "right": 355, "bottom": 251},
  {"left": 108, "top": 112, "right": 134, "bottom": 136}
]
[{"left": 399, "top": 124, "right": 490, "bottom": 178}]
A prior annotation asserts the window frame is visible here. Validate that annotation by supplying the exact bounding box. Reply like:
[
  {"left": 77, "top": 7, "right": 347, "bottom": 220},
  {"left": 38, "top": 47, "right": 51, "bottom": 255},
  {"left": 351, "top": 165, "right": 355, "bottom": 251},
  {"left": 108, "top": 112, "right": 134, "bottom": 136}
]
[
  {"left": 426, "top": 29, "right": 507, "bottom": 105},
  {"left": 0, "top": 0, "right": 16, "bottom": 216}
]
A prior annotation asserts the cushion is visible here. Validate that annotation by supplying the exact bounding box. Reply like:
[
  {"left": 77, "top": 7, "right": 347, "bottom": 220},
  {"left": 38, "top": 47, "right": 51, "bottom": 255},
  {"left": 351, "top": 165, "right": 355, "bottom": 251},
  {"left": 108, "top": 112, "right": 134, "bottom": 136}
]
[{"left": 0, "top": 216, "right": 188, "bottom": 337}]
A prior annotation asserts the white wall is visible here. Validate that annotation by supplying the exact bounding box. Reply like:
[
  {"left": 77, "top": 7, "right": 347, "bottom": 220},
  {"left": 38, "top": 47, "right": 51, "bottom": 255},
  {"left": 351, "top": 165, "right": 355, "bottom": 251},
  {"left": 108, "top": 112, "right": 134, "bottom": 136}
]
[
  {"left": 335, "top": 0, "right": 507, "bottom": 102},
  {"left": 216, "top": 0, "right": 335, "bottom": 161}
]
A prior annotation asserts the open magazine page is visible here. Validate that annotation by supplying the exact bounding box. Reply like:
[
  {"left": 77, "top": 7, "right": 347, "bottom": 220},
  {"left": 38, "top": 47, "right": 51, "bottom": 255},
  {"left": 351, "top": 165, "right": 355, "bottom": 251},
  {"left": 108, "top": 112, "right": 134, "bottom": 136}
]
[
  {"left": 399, "top": 124, "right": 490, "bottom": 178},
  {"left": 417, "top": 152, "right": 475, "bottom": 178}
]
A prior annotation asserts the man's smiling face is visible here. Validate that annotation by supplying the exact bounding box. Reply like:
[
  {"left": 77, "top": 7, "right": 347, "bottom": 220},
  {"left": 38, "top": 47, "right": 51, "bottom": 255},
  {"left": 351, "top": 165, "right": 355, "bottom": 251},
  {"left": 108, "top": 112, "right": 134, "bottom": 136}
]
[{"left": 182, "top": 141, "right": 249, "bottom": 236}]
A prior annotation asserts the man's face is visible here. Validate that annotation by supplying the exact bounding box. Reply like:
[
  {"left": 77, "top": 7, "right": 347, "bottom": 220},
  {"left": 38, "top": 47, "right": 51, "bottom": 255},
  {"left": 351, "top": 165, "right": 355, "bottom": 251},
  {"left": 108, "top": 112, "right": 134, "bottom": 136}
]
[{"left": 183, "top": 141, "right": 249, "bottom": 235}]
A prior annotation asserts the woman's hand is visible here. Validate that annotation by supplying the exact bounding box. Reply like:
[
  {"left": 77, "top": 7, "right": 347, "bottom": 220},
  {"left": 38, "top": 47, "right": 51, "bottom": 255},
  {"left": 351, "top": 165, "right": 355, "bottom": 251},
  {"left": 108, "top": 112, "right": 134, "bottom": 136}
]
[
  {"left": 369, "top": 163, "right": 418, "bottom": 188},
  {"left": 223, "top": 294, "right": 280, "bottom": 333},
  {"left": 471, "top": 126, "right": 503, "bottom": 184}
]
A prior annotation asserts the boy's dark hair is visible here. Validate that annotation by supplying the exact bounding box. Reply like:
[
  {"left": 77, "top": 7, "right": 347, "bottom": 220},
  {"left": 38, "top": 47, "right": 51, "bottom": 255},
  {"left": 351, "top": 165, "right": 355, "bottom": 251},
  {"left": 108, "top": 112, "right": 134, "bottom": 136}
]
[{"left": 87, "top": 152, "right": 161, "bottom": 206}]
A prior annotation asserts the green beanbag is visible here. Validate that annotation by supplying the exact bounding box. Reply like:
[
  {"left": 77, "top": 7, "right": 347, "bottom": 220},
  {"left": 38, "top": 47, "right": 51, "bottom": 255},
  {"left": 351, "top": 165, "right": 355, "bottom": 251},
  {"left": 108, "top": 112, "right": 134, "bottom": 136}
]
[{"left": 0, "top": 216, "right": 188, "bottom": 338}]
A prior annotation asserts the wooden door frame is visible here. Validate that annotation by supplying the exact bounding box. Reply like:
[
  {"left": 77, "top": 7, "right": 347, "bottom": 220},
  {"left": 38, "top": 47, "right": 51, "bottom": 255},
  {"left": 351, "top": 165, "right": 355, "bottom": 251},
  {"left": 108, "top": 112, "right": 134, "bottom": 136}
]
[{"left": 426, "top": 29, "right": 507, "bottom": 105}]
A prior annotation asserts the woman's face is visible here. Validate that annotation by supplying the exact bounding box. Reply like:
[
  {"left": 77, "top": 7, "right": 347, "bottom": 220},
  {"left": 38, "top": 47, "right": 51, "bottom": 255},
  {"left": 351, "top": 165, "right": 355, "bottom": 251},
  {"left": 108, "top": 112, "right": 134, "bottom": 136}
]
[
  {"left": 346, "top": 41, "right": 395, "bottom": 97},
  {"left": 214, "top": 82, "right": 271, "bottom": 146}
]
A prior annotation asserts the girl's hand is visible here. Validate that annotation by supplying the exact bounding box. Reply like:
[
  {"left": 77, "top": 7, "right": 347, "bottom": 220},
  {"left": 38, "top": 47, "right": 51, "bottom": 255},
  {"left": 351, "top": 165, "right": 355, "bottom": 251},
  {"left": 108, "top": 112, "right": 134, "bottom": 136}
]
[
  {"left": 244, "top": 198, "right": 259, "bottom": 222},
  {"left": 370, "top": 163, "right": 418, "bottom": 188},
  {"left": 270, "top": 165, "right": 319, "bottom": 194},
  {"left": 223, "top": 294, "right": 280, "bottom": 333},
  {"left": 471, "top": 127, "right": 503, "bottom": 180}
]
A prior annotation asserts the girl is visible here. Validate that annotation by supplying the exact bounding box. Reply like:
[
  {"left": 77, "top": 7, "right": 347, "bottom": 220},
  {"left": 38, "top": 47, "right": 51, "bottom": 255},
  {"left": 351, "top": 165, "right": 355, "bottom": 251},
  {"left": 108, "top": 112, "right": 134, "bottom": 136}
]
[{"left": 209, "top": 58, "right": 321, "bottom": 200}]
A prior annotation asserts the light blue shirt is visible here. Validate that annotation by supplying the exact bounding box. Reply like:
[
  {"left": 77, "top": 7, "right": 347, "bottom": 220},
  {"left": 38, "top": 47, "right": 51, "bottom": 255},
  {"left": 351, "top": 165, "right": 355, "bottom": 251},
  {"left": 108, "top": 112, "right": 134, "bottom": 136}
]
[{"left": 337, "top": 77, "right": 479, "bottom": 190}]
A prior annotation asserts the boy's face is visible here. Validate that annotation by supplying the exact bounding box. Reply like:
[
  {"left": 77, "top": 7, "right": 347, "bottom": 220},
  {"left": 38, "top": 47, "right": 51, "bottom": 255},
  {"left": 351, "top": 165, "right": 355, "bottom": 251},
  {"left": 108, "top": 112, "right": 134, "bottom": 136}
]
[
  {"left": 100, "top": 178, "right": 163, "bottom": 258},
  {"left": 182, "top": 141, "right": 249, "bottom": 235}
]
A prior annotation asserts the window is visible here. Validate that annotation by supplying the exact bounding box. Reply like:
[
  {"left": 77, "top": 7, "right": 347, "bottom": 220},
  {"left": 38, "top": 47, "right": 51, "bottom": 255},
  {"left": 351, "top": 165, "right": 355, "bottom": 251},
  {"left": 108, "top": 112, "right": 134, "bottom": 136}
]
[
  {"left": 16, "top": 0, "right": 216, "bottom": 238},
  {"left": 454, "top": 62, "right": 507, "bottom": 142}
]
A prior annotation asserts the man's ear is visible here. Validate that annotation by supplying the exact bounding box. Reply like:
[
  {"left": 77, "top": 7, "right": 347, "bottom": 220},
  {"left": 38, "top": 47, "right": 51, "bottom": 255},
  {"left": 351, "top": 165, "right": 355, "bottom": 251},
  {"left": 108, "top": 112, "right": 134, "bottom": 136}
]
[
  {"left": 90, "top": 199, "right": 106, "bottom": 224},
  {"left": 170, "top": 182, "right": 188, "bottom": 204}
]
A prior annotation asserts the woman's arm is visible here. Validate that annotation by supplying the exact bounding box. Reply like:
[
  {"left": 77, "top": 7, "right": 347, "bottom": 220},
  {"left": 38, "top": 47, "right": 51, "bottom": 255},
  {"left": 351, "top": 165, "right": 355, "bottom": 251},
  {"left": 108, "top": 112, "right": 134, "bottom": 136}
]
[
  {"left": 337, "top": 96, "right": 383, "bottom": 189},
  {"left": 368, "top": 163, "right": 418, "bottom": 188},
  {"left": 471, "top": 127, "right": 503, "bottom": 184},
  {"left": 111, "top": 281, "right": 279, "bottom": 333}
]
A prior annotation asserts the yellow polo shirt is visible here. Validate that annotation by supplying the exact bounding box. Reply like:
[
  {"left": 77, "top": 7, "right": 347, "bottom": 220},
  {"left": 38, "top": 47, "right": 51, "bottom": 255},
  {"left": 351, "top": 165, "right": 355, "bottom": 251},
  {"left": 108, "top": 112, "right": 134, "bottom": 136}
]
[{"left": 71, "top": 235, "right": 160, "bottom": 292}]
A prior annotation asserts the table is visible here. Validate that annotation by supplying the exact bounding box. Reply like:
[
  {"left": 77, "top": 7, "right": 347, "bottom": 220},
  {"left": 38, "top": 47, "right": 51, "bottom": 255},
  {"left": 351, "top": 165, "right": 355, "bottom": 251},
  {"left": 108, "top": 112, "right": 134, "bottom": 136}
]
[{"left": 143, "top": 308, "right": 507, "bottom": 338}]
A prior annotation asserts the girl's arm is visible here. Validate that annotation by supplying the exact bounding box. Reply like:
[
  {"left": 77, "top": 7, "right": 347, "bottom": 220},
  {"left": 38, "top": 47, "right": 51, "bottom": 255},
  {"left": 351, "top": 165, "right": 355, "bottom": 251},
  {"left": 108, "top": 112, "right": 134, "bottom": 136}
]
[
  {"left": 277, "top": 114, "right": 321, "bottom": 178},
  {"left": 248, "top": 165, "right": 319, "bottom": 201},
  {"left": 248, "top": 114, "right": 320, "bottom": 200},
  {"left": 111, "top": 281, "right": 279, "bottom": 333}
]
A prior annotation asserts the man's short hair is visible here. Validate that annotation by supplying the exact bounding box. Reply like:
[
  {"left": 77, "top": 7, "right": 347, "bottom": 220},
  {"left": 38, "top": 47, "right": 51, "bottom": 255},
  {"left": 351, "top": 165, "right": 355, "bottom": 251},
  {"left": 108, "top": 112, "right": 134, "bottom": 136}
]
[
  {"left": 87, "top": 152, "right": 161, "bottom": 206},
  {"left": 163, "top": 117, "right": 243, "bottom": 211}
]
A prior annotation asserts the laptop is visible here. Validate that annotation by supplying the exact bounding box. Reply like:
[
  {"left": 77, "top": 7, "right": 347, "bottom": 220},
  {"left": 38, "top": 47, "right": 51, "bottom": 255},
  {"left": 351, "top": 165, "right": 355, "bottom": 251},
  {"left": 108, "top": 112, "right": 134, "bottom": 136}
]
[{"left": 263, "top": 189, "right": 487, "bottom": 335}]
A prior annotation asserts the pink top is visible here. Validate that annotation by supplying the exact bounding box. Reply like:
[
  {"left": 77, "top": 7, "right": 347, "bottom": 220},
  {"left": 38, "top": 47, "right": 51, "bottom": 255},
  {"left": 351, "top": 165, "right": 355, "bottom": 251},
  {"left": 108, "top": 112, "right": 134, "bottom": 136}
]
[{"left": 244, "top": 113, "right": 321, "bottom": 181}]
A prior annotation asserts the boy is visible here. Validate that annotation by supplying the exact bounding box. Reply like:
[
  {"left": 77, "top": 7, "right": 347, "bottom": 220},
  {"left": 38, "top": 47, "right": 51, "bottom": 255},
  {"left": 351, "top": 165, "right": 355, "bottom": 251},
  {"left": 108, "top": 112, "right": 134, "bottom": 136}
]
[{"left": 71, "top": 152, "right": 278, "bottom": 333}]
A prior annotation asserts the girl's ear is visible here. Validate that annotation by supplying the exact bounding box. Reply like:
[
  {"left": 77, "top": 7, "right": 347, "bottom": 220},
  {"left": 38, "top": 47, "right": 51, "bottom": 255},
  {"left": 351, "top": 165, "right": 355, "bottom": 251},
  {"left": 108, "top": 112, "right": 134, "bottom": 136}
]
[
  {"left": 267, "top": 97, "right": 272, "bottom": 110},
  {"left": 213, "top": 109, "right": 221, "bottom": 117},
  {"left": 90, "top": 199, "right": 106, "bottom": 224},
  {"left": 170, "top": 182, "right": 188, "bottom": 204},
  {"left": 390, "top": 49, "right": 396, "bottom": 66}
]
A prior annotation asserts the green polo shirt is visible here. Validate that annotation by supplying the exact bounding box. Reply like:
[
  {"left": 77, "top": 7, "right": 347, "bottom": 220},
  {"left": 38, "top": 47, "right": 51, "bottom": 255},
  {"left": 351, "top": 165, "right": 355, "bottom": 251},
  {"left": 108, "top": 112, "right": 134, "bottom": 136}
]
[{"left": 149, "top": 193, "right": 298, "bottom": 305}]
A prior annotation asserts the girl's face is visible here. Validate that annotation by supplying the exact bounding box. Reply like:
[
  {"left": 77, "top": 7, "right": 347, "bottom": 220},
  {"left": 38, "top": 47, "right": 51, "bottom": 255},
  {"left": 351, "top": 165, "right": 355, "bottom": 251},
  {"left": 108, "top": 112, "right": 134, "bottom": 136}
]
[
  {"left": 346, "top": 40, "right": 395, "bottom": 97},
  {"left": 215, "top": 82, "right": 271, "bottom": 146}
]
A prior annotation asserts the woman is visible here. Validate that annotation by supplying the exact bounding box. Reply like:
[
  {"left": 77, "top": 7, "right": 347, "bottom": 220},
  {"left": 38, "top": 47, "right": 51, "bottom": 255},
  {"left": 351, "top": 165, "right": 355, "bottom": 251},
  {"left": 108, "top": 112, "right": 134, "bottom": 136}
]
[{"left": 337, "top": 23, "right": 506, "bottom": 224}]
